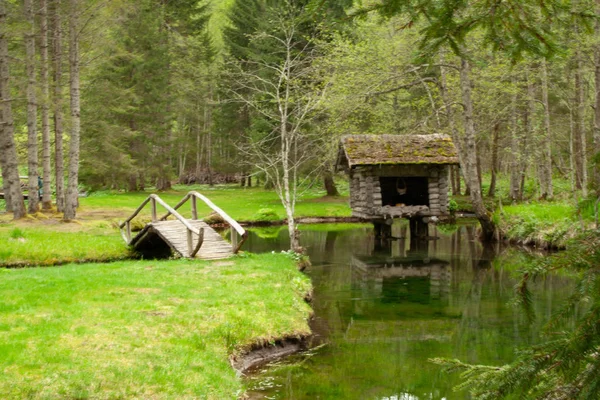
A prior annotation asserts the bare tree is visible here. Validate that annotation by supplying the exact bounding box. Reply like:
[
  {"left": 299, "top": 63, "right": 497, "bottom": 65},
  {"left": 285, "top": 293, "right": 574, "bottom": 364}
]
[
  {"left": 63, "top": 0, "right": 80, "bottom": 220},
  {"left": 0, "top": 0, "right": 26, "bottom": 218},
  {"left": 229, "top": 3, "right": 328, "bottom": 251}
]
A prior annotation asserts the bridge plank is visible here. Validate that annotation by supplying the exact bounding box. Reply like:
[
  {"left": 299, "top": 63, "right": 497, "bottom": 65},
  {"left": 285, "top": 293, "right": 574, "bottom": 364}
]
[{"left": 149, "top": 220, "right": 234, "bottom": 260}]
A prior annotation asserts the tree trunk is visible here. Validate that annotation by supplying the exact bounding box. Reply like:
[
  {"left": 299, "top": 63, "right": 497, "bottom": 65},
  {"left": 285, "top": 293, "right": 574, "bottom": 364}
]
[
  {"left": 323, "top": 168, "right": 339, "bottom": 196},
  {"left": 459, "top": 58, "right": 495, "bottom": 241},
  {"left": 576, "top": 48, "right": 588, "bottom": 196},
  {"left": 594, "top": 1, "right": 600, "bottom": 195},
  {"left": 25, "top": 0, "right": 39, "bottom": 213},
  {"left": 488, "top": 120, "right": 500, "bottom": 197},
  {"left": 0, "top": 0, "right": 26, "bottom": 218},
  {"left": 63, "top": 0, "right": 80, "bottom": 220},
  {"left": 510, "top": 75, "right": 521, "bottom": 202},
  {"left": 40, "top": 0, "right": 52, "bottom": 210},
  {"left": 540, "top": 59, "right": 553, "bottom": 199},
  {"left": 52, "top": 0, "right": 65, "bottom": 212},
  {"left": 521, "top": 67, "right": 535, "bottom": 199},
  {"left": 439, "top": 55, "right": 467, "bottom": 197}
]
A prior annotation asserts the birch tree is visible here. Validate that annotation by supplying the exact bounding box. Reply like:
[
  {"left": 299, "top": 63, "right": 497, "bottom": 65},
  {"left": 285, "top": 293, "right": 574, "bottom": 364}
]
[{"left": 229, "top": 2, "right": 329, "bottom": 251}]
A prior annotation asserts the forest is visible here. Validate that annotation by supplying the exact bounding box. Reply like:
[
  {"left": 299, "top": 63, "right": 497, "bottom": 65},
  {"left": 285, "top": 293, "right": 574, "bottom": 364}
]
[{"left": 1, "top": 0, "right": 599, "bottom": 224}]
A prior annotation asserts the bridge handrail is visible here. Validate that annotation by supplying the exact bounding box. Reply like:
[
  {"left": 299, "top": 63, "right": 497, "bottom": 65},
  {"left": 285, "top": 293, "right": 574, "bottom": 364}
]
[
  {"left": 159, "top": 191, "right": 248, "bottom": 254},
  {"left": 119, "top": 194, "right": 203, "bottom": 257}
]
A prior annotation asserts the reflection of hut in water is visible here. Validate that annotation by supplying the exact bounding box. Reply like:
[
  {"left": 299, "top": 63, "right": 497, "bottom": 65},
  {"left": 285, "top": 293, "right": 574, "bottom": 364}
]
[
  {"left": 352, "top": 254, "right": 451, "bottom": 303},
  {"left": 336, "top": 134, "right": 459, "bottom": 237},
  {"left": 341, "top": 254, "right": 456, "bottom": 343}
]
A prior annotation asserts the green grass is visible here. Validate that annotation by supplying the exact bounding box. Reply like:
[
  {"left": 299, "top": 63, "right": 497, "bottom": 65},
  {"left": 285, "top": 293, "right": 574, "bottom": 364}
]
[
  {"left": 80, "top": 184, "right": 351, "bottom": 222},
  {"left": 0, "top": 184, "right": 351, "bottom": 266},
  {"left": 0, "top": 225, "right": 130, "bottom": 267},
  {"left": 497, "top": 202, "right": 584, "bottom": 248},
  {"left": 0, "top": 253, "right": 312, "bottom": 399}
]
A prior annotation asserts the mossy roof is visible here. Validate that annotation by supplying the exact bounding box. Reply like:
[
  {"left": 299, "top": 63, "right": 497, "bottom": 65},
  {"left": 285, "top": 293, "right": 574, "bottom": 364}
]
[{"left": 337, "top": 134, "right": 459, "bottom": 168}]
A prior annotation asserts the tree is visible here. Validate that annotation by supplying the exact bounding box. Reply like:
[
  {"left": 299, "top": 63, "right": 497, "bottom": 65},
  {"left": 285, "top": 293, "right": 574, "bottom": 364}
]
[
  {"left": 40, "top": 0, "right": 52, "bottom": 210},
  {"left": 24, "top": 0, "right": 39, "bottom": 213},
  {"left": 52, "top": 0, "right": 65, "bottom": 211},
  {"left": 228, "top": 0, "right": 330, "bottom": 251},
  {"left": 0, "top": 0, "right": 26, "bottom": 218},
  {"left": 63, "top": 0, "right": 80, "bottom": 220}
]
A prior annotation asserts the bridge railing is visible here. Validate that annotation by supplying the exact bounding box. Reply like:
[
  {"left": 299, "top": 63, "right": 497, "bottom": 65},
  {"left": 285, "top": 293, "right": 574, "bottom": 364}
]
[
  {"left": 119, "top": 191, "right": 247, "bottom": 256},
  {"left": 119, "top": 194, "right": 205, "bottom": 257},
  {"left": 159, "top": 191, "right": 247, "bottom": 254}
]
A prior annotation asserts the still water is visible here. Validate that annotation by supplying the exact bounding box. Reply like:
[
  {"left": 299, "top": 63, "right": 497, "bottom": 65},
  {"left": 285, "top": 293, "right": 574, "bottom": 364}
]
[{"left": 241, "top": 222, "right": 573, "bottom": 399}]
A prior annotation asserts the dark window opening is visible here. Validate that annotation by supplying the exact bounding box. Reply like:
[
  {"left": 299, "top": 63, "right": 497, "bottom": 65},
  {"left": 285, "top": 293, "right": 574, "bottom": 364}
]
[{"left": 379, "top": 177, "right": 429, "bottom": 207}]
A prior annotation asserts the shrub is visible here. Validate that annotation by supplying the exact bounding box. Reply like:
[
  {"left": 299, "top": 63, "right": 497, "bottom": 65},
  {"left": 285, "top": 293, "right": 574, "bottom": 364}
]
[
  {"left": 252, "top": 208, "right": 279, "bottom": 222},
  {"left": 9, "top": 228, "right": 24, "bottom": 240}
]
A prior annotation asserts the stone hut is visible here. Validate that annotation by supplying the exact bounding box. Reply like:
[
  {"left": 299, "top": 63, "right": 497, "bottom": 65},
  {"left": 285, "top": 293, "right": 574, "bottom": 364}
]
[{"left": 337, "top": 134, "right": 459, "bottom": 221}]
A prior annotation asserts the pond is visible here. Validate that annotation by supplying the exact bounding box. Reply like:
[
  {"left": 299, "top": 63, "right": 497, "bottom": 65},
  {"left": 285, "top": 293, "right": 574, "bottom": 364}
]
[{"left": 241, "top": 222, "right": 574, "bottom": 400}]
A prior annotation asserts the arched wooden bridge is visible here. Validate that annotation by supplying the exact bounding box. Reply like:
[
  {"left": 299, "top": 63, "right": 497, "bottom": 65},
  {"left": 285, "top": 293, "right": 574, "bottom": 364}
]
[{"left": 119, "top": 191, "right": 247, "bottom": 260}]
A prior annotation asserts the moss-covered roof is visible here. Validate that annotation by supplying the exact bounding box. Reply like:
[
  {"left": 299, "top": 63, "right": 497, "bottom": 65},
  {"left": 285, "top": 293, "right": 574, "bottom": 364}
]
[{"left": 337, "top": 134, "right": 459, "bottom": 168}]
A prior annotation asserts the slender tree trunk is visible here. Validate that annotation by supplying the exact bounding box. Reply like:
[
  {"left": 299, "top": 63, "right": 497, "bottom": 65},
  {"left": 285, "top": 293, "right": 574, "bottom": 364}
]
[
  {"left": 459, "top": 58, "right": 495, "bottom": 241},
  {"left": 510, "top": 75, "right": 521, "bottom": 202},
  {"left": 63, "top": 0, "right": 80, "bottom": 220},
  {"left": 0, "top": 0, "right": 26, "bottom": 218},
  {"left": 1, "top": 146, "right": 12, "bottom": 211},
  {"left": 570, "top": 103, "right": 577, "bottom": 192},
  {"left": 439, "top": 55, "right": 468, "bottom": 197},
  {"left": 576, "top": 48, "right": 588, "bottom": 196},
  {"left": 25, "top": 0, "right": 39, "bottom": 213},
  {"left": 488, "top": 121, "right": 500, "bottom": 197},
  {"left": 204, "top": 89, "right": 213, "bottom": 187},
  {"left": 519, "top": 68, "right": 535, "bottom": 198},
  {"left": 594, "top": 1, "right": 600, "bottom": 194},
  {"left": 323, "top": 165, "right": 339, "bottom": 196},
  {"left": 540, "top": 59, "right": 553, "bottom": 199},
  {"left": 40, "top": 0, "right": 52, "bottom": 210},
  {"left": 53, "top": 0, "right": 65, "bottom": 211}
]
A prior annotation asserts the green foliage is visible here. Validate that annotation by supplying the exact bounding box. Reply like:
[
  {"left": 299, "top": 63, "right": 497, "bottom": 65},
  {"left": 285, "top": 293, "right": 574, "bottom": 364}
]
[
  {"left": 8, "top": 228, "right": 24, "bottom": 239},
  {"left": 432, "top": 231, "right": 600, "bottom": 399},
  {"left": 448, "top": 199, "right": 458, "bottom": 214},
  {"left": 367, "top": 0, "right": 563, "bottom": 59},
  {"left": 498, "top": 202, "right": 581, "bottom": 248},
  {"left": 252, "top": 208, "right": 280, "bottom": 222}
]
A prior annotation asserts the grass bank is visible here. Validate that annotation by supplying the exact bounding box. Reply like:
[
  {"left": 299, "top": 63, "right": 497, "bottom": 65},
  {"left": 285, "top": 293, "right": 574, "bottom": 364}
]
[
  {"left": 0, "top": 185, "right": 351, "bottom": 267},
  {"left": 495, "top": 202, "right": 584, "bottom": 249},
  {"left": 0, "top": 253, "right": 312, "bottom": 399}
]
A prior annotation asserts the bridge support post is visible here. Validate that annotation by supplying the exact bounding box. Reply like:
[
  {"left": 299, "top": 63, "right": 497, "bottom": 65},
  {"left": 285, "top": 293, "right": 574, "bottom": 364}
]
[{"left": 191, "top": 196, "right": 198, "bottom": 220}]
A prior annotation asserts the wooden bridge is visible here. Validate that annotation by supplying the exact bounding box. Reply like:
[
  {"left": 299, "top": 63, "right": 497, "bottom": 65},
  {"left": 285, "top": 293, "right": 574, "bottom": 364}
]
[{"left": 119, "top": 191, "right": 247, "bottom": 260}]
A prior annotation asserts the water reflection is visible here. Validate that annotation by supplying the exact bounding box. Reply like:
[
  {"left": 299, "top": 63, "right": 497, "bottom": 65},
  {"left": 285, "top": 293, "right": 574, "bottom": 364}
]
[{"left": 243, "top": 222, "right": 573, "bottom": 400}]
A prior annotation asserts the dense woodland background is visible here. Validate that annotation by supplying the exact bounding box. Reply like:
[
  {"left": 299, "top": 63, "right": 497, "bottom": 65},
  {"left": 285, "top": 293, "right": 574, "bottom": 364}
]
[{"left": 2, "top": 0, "right": 600, "bottom": 222}]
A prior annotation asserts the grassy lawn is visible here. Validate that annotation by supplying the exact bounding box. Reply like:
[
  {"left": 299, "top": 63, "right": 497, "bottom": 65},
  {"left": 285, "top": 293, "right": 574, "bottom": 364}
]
[
  {"left": 0, "top": 254, "right": 312, "bottom": 399},
  {"left": 0, "top": 184, "right": 351, "bottom": 267}
]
